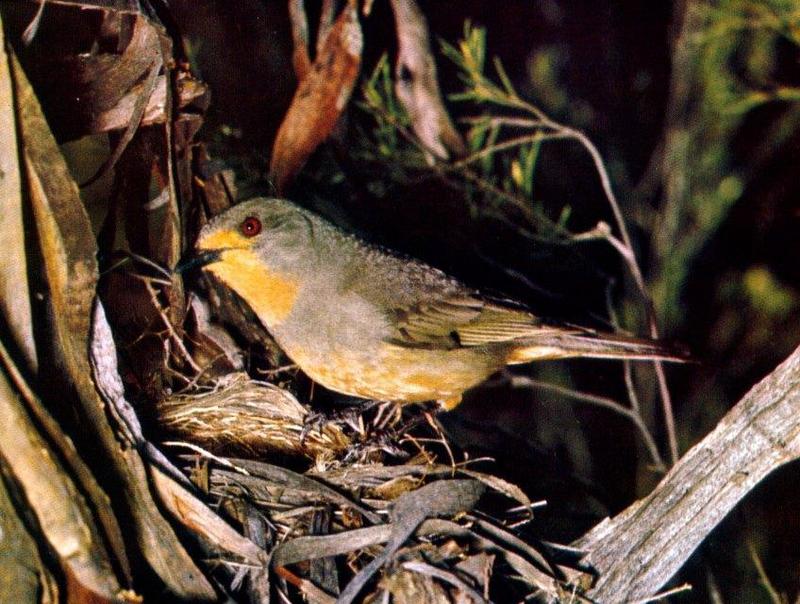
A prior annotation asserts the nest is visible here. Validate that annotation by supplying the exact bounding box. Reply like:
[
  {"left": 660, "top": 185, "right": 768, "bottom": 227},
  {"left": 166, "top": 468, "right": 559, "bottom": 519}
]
[
  {"left": 157, "top": 373, "right": 350, "bottom": 461},
  {"left": 152, "top": 373, "right": 587, "bottom": 603}
]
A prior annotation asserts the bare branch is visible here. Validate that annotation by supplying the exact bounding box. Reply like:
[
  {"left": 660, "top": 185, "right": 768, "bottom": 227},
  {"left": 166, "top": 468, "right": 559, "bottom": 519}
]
[
  {"left": 573, "top": 344, "right": 800, "bottom": 601},
  {"left": 507, "top": 375, "right": 666, "bottom": 473}
]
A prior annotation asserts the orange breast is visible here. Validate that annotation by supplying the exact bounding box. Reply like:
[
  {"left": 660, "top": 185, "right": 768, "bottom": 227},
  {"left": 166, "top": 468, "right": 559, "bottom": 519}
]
[{"left": 205, "top": 249, "right": 299, "bottom": 327}]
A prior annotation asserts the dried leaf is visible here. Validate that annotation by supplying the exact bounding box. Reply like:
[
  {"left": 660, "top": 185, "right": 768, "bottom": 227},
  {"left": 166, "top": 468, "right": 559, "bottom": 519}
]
[
  {"left": 81, "top": 54, "right": 162, "bottom": 187},
  {"left": 459, "top": 468, "right": 532, "bottom": 508},
  {"left": 389, "top": 0, "right": 465, "bottom": 161},
  {"left": 195, "top": 146, "right": 236, "bottom": 218},
  {"left": 25, "top": 13, "right": 163, "bottom": 142},
  {"left": 27, "top": 0, "right": 143, "bottom": 12},
  {"left": 0, "top": 363, "right": 123, "bottom": 601},
  {"left": 11, "top": 52, "right": 216, "bottom": 601},
  {"left": 272, "top": 518, "right": 459, "bottom": 568},
  {"left": 185, "top": 293, "right": 244, "bottom": 376},
  {"left": 337, "top": 480, "right": 485, "bottom": 604},
  {"left": 269, "top": 0, "right": 363, "bottom": 193},
  {"left": 0, "top": 16, "right": 36, "bottom": 372},
  {"left": 89, "top": 72, "right": 208, "bottom": 133},
  {"left": 215, "top": 459, "right": 381, "bottom": 523},
  {"left": 309, "top": 509, "right": 340, "bottom": 596},
  {"left": 97, "top": 258, "right": 171, "bottom": 400},
  {"left": 0, "top": 445, "right": 59, "bottom": 604},
  {"left": 150, "top": 465, "right": 268, "bottom": 565},
  {"left": 287, "top": 0, "right": 311, "bottom": 80},
  {"left": 382, "top": 566, "right": 451, "bottom": 604},
  {"left": 455, "top": 553, "right": 494, "bottom": 602}
]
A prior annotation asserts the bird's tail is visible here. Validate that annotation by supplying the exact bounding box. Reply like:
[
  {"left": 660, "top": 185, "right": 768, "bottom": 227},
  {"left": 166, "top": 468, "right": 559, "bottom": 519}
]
[{"left": 505, "top": 331, "right": 688, "bottom": 364}]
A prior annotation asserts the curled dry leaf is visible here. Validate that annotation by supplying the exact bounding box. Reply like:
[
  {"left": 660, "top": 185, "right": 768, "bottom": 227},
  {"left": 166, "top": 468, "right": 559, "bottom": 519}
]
[
  {"left": 0, "top": 360, "right": 123, "bottom": 602},
  {"left": 89, "top": 71, "right": 208, "bottom": 134},
  {"left": 287, "top": 0, "right": 311, "bottom": 80},
  {"left": 337, "top": 479, "right": 486, "bottom": 604},
  {"left": 0, "top": 14, "right": 36, "bottom": 372},
  {"left": 269, "top": 0, "right": 363, "bottom": 193},
  {"left": 389, "top": 0, "right": 465, "bottom": 162},
  {"left": 18, "top": 11, "right": 162, "bottom": 142},
  {"left": 11, "top": 50, "right": 216, "bottom": 600},
  {"left": 150, "top": 465, "right": 268, "bottom": 566}
]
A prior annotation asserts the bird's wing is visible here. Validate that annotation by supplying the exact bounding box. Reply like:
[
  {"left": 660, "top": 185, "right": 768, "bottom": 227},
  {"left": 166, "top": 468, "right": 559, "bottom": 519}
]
[{"left": 385, "top": 292, "right": 568, "bottom": 350}]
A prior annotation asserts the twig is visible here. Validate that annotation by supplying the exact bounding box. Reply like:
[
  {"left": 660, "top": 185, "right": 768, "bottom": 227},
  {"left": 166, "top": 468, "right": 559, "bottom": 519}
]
[
  {"left": 451, "top": 131, "right": 571, "bottom": 170},
  {"left": 162, "top": 441, "right": 252, "bottom": 475},
  {"left": 631, "top": 583, "right": 692, "bottom": 603},
  {"left": 274, "top": 566, "right": 336, "bottom": 604},
  {"left": 747, "top": 539, "right": 784, "bottom": 604},
  {"left": 605, "top": 283, "right": 644, "bottom": 416},
  {"left": 138, "top": 276, "right": 203, "bottom": 375},
  {"left": 506, "top": 375, "right": 666, "bottom": 472}
]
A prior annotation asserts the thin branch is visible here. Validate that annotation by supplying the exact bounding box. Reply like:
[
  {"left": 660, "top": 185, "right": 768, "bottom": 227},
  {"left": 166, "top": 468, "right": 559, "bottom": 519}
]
[
  {"left": 631, "top": 583, "right": 692, "bottom": 603},
  {"left": 747, "top": 540, "right": 784, "bottom": 604},
  {"left": 506, "top": 375, "right": 666, "bottom": 473},
  {"left": 451, "top": 131, "right": 571, "bottom": 170}
]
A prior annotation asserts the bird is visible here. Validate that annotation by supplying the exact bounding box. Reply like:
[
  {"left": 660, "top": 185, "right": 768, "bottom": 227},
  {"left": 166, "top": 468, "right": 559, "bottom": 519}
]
[{"left": 180, "top": 197, "right": 684, "bottom": 410}]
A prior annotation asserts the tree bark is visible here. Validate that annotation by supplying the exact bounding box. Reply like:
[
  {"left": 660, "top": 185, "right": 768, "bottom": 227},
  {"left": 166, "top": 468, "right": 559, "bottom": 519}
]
[{"left": 574, "top": 344, "right": 800, "bottom": 601}]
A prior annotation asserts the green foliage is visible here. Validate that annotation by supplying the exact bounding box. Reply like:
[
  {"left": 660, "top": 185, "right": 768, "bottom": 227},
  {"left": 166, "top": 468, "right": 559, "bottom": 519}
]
[
  {"left": 357, "top": 22, "right": 577, "bottom": 238},
  {"left": 440, "top": 22, "right": 527, "bottom": 110},
  {"left": 652, "top": 0, "right": 800, "bottom": 331}
]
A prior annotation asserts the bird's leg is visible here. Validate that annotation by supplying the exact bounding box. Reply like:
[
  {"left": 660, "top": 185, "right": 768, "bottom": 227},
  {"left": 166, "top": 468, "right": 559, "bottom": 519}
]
[{"left": 300, "top": 398, "right": 382, "bottom": 444}]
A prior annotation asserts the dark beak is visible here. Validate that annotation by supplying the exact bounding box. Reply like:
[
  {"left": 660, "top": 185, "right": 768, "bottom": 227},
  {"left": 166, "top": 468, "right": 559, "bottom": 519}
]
[{"left": 174, "top": 250, "right": 221, "bottom": 274}]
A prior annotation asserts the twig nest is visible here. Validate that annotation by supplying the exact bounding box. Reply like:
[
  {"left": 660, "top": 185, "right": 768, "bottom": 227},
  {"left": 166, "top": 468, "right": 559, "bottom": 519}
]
[{"left": 157, "top": 373, "right": 350, "bottom": 460}]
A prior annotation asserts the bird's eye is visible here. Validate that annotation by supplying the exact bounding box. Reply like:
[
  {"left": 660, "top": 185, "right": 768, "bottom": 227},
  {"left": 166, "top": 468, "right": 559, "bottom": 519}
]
[{"left": 240, "top": 216, "right": 262, "bottom": 237}]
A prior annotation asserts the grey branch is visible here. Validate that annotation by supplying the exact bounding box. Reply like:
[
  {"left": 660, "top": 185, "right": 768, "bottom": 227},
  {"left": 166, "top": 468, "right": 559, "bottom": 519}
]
[{"left": 572, "top": 344, "right": 800, "bottom": 601}]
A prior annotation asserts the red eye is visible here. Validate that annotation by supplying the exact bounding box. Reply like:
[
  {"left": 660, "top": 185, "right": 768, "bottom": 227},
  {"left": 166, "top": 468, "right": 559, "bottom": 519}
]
[{"left": 241, "top": 216, "right": 262, "bottom": 237}]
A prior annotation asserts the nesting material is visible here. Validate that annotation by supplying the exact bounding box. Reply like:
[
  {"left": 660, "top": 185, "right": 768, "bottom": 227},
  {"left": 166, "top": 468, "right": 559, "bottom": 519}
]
[
  {"left": 155, "top": 374, "right": 576, "bottom": 601},
  {"left": 157, "top": 373, "right": 350, "bottom": 459}
]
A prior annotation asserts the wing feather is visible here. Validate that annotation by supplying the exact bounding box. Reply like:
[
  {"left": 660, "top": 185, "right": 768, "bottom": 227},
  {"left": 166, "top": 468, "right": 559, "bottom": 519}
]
[{"left": 387, "top": 293, "right": 563, "bottom": 349}]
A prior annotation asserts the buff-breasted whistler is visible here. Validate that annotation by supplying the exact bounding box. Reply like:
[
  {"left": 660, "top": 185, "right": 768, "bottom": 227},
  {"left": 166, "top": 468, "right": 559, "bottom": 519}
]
[{"left": 180, "top": 198, "right": 684, "bottom": 410}]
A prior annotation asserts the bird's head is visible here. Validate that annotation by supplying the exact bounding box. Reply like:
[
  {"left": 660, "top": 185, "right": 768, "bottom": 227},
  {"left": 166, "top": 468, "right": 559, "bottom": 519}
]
[
  {"left": 178, "top": 197, "right": 317, "bottom": 274},
  {"left": 176, "top": 197, "right": 318, "bottom": 326}
]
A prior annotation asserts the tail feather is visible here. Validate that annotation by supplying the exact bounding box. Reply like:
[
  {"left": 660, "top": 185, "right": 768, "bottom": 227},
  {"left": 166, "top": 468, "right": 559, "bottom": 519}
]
[{"left": 505, "top": 332, "right": 688, "bottom": 364}]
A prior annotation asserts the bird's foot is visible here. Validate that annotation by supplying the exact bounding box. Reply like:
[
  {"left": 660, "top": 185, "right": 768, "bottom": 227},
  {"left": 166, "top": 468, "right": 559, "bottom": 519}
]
[
  {"left": 300, "top": 405, "right": 364, "bottom": 445},
  {"left": 300, "top": 399, "right": 387, "bottom": 445},
  {"left": 342, "top": 429, "right": 408, "bottom": 463}
]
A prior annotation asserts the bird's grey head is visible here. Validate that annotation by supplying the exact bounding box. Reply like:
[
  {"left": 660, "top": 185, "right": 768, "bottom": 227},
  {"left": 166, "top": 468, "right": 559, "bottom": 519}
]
[{"left": 188, "top": 197, "right": 319, "bottom": 273}]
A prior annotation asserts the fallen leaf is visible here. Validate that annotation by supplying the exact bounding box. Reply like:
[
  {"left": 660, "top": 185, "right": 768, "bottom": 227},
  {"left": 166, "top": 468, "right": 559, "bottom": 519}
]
[
  {"left": 269, "top": 0, "right": 363, "bottom": 193},
  {"left": 390, "top": 0, "right": 465, "bottom": 162},
  {"left": 0, "top": 12, "right": 37, "bottom": 372}
]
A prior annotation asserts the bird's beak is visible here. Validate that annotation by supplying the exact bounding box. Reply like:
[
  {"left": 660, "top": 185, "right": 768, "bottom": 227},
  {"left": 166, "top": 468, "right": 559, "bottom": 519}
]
[{"left": 174, "top": 249, "right": 222, "bottom": 274}]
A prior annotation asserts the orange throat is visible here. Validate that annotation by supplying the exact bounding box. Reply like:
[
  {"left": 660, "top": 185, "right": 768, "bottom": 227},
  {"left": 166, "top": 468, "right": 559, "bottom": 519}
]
[{"left": 204, "top": 248, "right": 299, "bottom": 327}]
